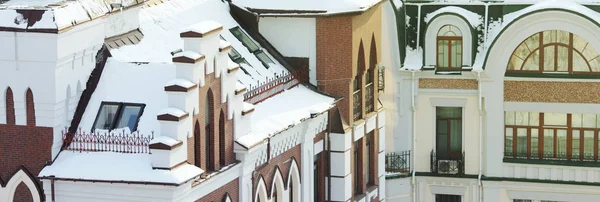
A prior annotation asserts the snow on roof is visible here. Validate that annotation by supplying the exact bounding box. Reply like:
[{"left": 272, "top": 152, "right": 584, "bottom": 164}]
[
  {"left": 183, "top": 20, "right": 222, "bottom": 35},
  {"left": 235, "top": 81, "right": 246, "bottom": 91},
  {"left": 165, "top": 78, "right": 196, "bottom": 88},
  {"left": 150, "top": 135, "right": 180, "bottom": 146},
  {"left": 232, "top": 0, "right": 383, "bottom": 14},
  {"left": 0, "top": 0, "right": 143, "bottom": 31},
  {"left": 109, "top": 0, "right": 287, "bottom": 88},
  {"left": 236, "top": 85, "right": 335, "bottom": 149},
  {"left": 78, "top": 59, "right": 174, "bottom": 135},
  {"left": 39, "top": 151, "right": 203, "bottom": 184},
  {"left": 173, "top": 51, "right": 203, "bottom": 60},
  {"left": 424, "top": 6, "right": 482, "bottom": 27},
  {"left": 158, "top": 108, "right": 187, "bottom": 118}
]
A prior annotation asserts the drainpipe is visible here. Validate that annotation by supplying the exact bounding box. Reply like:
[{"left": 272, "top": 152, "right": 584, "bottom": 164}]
[
  {"left": 475, "top": 70, "right": 483, "bottom": 202},
  {"left": 410, "top": 70, "right": 417, "bottom": 202},
  {"left": 49, "top": 175, "right": 56, "bottom": 202}
]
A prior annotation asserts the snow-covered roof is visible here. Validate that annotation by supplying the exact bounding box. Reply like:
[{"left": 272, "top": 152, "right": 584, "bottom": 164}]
[
  {"left": 108, "top": 0, "right": 287, "bottom": 88},
  {"left": 78, "top": 59, "right": 174, "bottom": 134},
  {"left": 236, "top": 85, "right": 335, "bottom": 149},
  {"left": 0, "top": 0, "right": 144, "bottom": 32},
  {"left": 39, "top": 151, "right": 203, "bottom": 184},
  {"left": 424, "top": 6, "right": 482, "bottom": 27},
  {"left": 150, "top": 135, "right": 181, "bottom": 146},
  {"left": 232, "top": 0, "right": 383, "bottom": 15}
]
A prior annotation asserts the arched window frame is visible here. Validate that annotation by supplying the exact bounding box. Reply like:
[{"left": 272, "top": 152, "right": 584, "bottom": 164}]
[
  {"left": 219, "top": 110, "right": 226, "bottom": 166},
  {"left": 4, "top": 87, "right": 14, "bottom": 125},
  {"left": 507, "top": 30, "right": 600, "bottom": 75},
  {"left": 436, "top": 24, "right": 463, "bottom": 70},
  {"left": 353, "top": 41, "right": 366, "bottom": 122},
  {"left": 25, "top": 88, "right": 35, "bottom": 126}
]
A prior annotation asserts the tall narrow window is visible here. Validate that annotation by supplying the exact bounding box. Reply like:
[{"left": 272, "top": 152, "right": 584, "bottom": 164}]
[
  {"left": 205, "top": 90, "right": 214, "bottom": 171},
  {"left": 353, "top": 141, "right": 360, "bottom": 194},
  {"left": 314, "top": 154, "right": 319, "bottom": 202},
  {"left": 366, "top": 34, "right": 377, "bottom": 113},
  {"left": 289, "top": 180, "right": 293, "bottom": 202},
  {"left": 366, "top": 132, "right": 374, "bottom": 185},
  {"left": 5, "top": 87, "right": 14, "bottom": 125},
  {"left": 354, "top": 41, "right": 365, "bottom": 121},
  {"left": 25, "top": 88, "right": 35, "bottom": 126},
  {"left": 436, "top": 107, "right": 462, "bottom": 160},
  {"left": 219, "top": 110, "right": 226, "bottom": 166},
  {"left": 194, "top": 121, "right": 201, "bottom": 168},
  {"left": 437, "top": 25, "right": 463, "bottom": 70}
]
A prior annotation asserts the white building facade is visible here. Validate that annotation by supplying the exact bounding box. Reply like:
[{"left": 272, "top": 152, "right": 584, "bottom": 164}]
[{"left": 383, "top": 0, "right": 600, "bottom": 202}]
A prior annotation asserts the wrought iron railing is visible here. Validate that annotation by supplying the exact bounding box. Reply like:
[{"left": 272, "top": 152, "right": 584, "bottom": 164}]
[
  {"left": 243, "top": 70, "right": 300, "bottom": 104},
  {"left": 365, "top": 82, "right": 374, "bottom": 113},
  {"left": 378, "top": 67, "right": 385, "bottom": 92},
  {"left": 385, "top": 151, "right": 411, "bottom": 173},
  {"left": 62, "top": 129, "right": 154, "bottom": 154},
  {"left": 353, "top": 89, "right": 362, "bottom": 121},
  {"left": 430, "top": 150, "right": 465, "bottom": 175},
  {"left": 504, "top": 152, "right": 598, "bottom": 162}
]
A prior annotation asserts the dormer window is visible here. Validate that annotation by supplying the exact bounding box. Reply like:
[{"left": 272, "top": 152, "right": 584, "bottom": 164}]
[
  {"left": 92, "top": 102, "right": 145, "bottom": 132},
  {"left": 437, "top": 25, "right": 462, "bottom": 70},
  {"left": 229, "top": 27, "right": 275, "bottom": 68}
]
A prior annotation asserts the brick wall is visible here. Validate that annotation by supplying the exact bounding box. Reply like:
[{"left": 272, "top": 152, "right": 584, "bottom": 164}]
[
  {"left": 5, "top": 87, "right": 14, "bottom": 125},
  {"left": 253, "top": 144, "right": 301, "bottom": 201},
  {"left": 13, "top": 181, "right": 33, "bottom": 202},
  {"left": 316, "top": 16, "right": 354, "bottom": 125},
  {"left": 195, "top": 178, "right": 239, "bottom": 202},
  {"left": 0, "top": 124, "right": 52, "bottom": 185},
  {"left": 187, "top": 71, "right": 235, "bottom": 172}
]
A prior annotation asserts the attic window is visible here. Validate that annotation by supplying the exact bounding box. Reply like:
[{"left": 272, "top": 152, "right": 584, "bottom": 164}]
[
  {"left": 92, "top": 102, "right": 146, "bottom": 132},
  {"left": 221, "top": 35, "right": 252, "bottom": 67},
  {"left": 255, "top": 50, "right": 275, "bottom": 68},
  {"left": 230, "top": 27, "right": 260, "bottom": 52}
]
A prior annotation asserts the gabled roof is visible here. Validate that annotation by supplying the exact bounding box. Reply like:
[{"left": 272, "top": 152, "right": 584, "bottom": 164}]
[{"left": 231, "top": 0, "right": 385, "bottom": 16}]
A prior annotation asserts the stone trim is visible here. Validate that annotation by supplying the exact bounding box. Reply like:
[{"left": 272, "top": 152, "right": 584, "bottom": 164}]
[{"left": 419, "top": 78, "right": 478, "bottom": 90}]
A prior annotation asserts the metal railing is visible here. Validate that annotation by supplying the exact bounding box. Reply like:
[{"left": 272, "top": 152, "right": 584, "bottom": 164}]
[
  {"left": 378, "top": 67, "right": 385, "bottom": 92},
  {"left": 365, "top": 82, "right": 374, "bottom": 113},
  {"left": 243, "top": 70, "right": 300, "bottom": 104},
  {"left": 62, "top": 129, "right": 154, "bottom": 154},
  {"left": 430, "top": 150, "right": 465, "bottom": 175},
  {"left": 385, "top": 151, "right": 411, "bottom": 173},
  {"left": 353, "top": 89, "right": 362, "bottom": 121}
]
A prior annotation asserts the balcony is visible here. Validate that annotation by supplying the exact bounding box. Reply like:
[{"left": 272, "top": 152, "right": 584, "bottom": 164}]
[
  {"left": 504, "top": 152, "right": 600, "bottom": 167},
  {"left": 353, "top": 89, "right": 362, "bottom": 121},
  {"left": 365, "top": 83, "right": 374, "bottom": 113},
  {"left": 430, "top": 150, "right": 464, "bottom": 175},
  {"left": 385, "top": 151, "right": 411, "bottom": 174}
]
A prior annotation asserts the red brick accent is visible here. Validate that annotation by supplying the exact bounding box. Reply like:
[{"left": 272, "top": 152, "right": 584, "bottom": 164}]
[
  {"left": 316, "top": 16, "right": 353, "bottom": 125},
  {"left": 315, "top": 151, "right": 327, "bottom": 202},
  {"left": 0, "top": 124, "right": 52, "bottom": 184},
  {"left": 13, "top": 181, "right": 33, "bottom": 202},
  {"left": 194, "top": 178, "right": 239, "bottom": 202},
  {"left": 254, "top": 144, "right": 301, "bottom": 202},
  {"left": 188, "top": 71, "right": 235, "bottom": 172},
  {"left": 25, "top": 89, "right": 35, "bottom": 126},
  {"left": 5, "top": 87, "right": 14, "bottom": 125}
]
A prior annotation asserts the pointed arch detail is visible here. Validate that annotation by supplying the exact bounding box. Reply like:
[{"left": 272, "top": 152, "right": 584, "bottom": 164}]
[{"left": 4, "top": 87, "right": 14, "bottom": 125}]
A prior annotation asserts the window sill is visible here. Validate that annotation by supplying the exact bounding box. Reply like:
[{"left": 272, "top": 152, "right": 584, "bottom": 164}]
[
  {"left": 503, "top": 157, "right": 600, "bottom": 168},
  {"left": 353, "top": 193, "right": 366, "bottom": 202},
  {"left": 366, "top": 184, "right": 378, "bottom": 193}
]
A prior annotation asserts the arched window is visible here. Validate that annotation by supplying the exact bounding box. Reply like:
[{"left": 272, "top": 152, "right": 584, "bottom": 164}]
[
  {"left": 354, "top": 41, "right": 365, "bottom": 122},
  {"left": 5, "top": 87, "right": 14, "bottom": 125},
  {"left": 194, "top": 121, "right": 201, "bottom": 168},
  {"left": 270, "top": 169, "right": 284, "bottom": 202},
  {"left": 437, "top": 25, "right": 462, "bottom": 70},
  {"left": 26, "top": 88, "right": 35, "bottom": 126},
  {"left": 255, "top": 177, "right": 268, "bottom": 202},
  {"left": 205, "top": 90, "right": 215, "bottom": 171},
  {"left": 287, "top": 158, "right": 301, "bottom": 202},
  {"left": 366, "top": 34, "right": 377, "bottom": 113},
  {"left": 219, "top": 110, "right": 226, "bottom": 166},
  {"left": 507, "top": 30, "right": 600, "bottom": 74}
]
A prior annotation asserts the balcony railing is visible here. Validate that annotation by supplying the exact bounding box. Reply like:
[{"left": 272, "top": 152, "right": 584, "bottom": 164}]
[
  {"left": 365, "top": 82, "right": 374, "bottom": 113},
  {"left": 430, "top": 150, "right": 464, "bottom": 175},
  {"left": 385, "top": 151, "right": 411, "bottom": 174},
  {"left": 378, "top": 67, "right": 385, "bottom": 92},
  {"left": 504, "top": 152, "right": 600, "bottom": 166},
  {"left": 353, "top": 89, "right": 362, "bottom": 121},
  {"left": 62, "top": 129, "right": 154, "bottom": 154}
]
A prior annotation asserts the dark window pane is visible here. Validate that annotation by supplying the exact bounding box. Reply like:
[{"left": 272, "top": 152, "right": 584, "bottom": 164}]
[
  {"left": 230, "top": 27, "right": 259, "bottom": 52},
  {"left": 115, "top": 105, "right": 142, "bottom": 131},
  {"left": 435, "top": 194, "right": 461, "bottom": 202},
  {"left": 228, "top": 47, "right": 242, "bottom": 61},
  {"left": 254, "top": 50, "right": 275, "bottom": 67},
  {"left": 93, "top": 104, "right": 119, "bottom": 130}
]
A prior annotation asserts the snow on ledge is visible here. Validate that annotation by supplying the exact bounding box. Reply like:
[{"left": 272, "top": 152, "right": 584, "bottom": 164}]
[
  {"left": 183, "top": 20, "right": 223, "bottom": 35},
  {"left": 158, "top": 108, "right": 187, "bottom": 118},
  {"left": 503, "top": 0, "right": 600, "bottom": 26},
  {"left": 173, "top": 51, "right": 203, "bottom": 60},
  {"left": 39, "top": 151, "right": 203, "bottom": 184},
  {"left": 424, "top": 6, "right": 482, "bottom": 27},
  {"left": 150, "top": 136, "right": 180, "bottom": 147},
  {"left": 402, "top": 47, "right": 423, "bottom": 70},
  {"left": 165, "top": 79, "right": 196, "bottom": 89}
]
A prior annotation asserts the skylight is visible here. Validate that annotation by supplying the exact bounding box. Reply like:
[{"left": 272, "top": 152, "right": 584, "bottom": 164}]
[
  {"left": 230, "top": 27, "right": 260, "bottom": 52},
  {"left": 92, "top": 102, "right": 145, "bottom": 132}
]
